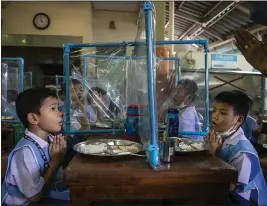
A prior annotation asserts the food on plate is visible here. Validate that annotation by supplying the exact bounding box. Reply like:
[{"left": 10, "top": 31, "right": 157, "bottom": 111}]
[
  {"left": 79, "top": 143, "right": 107, "bottom": 154},
  {"left": 118, "top": 145, "right": 139, "bottom": 153}
]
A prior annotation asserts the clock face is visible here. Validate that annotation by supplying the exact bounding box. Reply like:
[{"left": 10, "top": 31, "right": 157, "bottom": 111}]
[{"left": 33, "top": 13, "right": 50, "bottom": 30}]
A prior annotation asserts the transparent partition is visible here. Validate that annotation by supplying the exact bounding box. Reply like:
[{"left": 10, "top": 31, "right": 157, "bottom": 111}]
[
  {"left": 62, "top": 1, "right": 209, "bottom": 167},
  {"left": 1, "top": 58, "right": 24, "bottom": 123},
  {"left": 24, "top": 72, "right": 33, "bottom": 90},
  {"left": 186, "top": 70, "right": 266, "bottom": 121}
]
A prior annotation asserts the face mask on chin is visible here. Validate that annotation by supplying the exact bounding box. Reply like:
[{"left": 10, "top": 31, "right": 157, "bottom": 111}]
[
  {"left": 176, "top": 95, "right": 190, "bottom": 110},
  {"left": 215, "top": 118, "right": 239, "bottom": 139}
]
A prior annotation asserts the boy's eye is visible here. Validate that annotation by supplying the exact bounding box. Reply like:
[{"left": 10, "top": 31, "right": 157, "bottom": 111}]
[
  {"left": 220, "top": 112, "right": 228, "bottom": 115},
  {"left": 50, "top": 107, "right": 56, "bottom": 111}
]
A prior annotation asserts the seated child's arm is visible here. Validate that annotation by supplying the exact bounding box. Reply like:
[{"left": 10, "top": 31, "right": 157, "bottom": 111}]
[
  {"left": 30, "top": 135, "right": 66, "bottom": 202},
  {"left": 230, "top": 153, "right": 252, "bottom": 201},
  {"left": 9, "top": 136, "right": 67, "bottom": 203}
]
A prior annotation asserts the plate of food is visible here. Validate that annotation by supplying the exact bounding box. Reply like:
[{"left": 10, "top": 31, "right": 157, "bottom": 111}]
[
  {"left": 168, "top": 137, "right": 209, "bottom": 152},
  {"left": 94, "top": 122, "right": 111, "bottom": 128},
  {"left": 73, "top": 139, "right": 143, "bottom": 156}
]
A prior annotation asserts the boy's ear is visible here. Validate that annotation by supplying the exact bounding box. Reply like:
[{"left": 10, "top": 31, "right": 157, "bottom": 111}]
[
  {"left": 27, "top": 113, "right": 40, "bottom": 125},
  {"left": 236, "top": 115, "right": 244, "bottom": 126}
]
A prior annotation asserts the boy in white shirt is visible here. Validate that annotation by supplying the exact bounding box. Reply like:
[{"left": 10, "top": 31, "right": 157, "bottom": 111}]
[
  {"left": 160, "top": 78, "right": 202, "bottom": 140},
  {"left": 2, "top": 88, "right": 69, "bottom": 205},
  {"left": 205, "top": 90, "right": 267, "bottom": 206}
]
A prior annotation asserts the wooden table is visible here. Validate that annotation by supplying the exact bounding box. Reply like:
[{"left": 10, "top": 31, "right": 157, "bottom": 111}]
[{"left": 65, "top": 153, "right": 237, "bottom": 206}]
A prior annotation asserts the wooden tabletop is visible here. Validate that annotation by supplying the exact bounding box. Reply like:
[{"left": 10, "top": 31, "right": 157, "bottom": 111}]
[{"left": 65, "top": 153, "right": 237, "bottom": 205}]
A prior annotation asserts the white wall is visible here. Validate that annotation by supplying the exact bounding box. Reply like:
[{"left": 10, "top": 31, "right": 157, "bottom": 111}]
[
  {"left": 93, "top": 11, "right": 138, "bottom": 43},
  {"left": 2, "top": 2, "right": 93, "bottom": 43}
]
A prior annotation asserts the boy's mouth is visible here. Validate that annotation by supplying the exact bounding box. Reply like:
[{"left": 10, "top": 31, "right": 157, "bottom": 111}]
[{"left": 212, "top": 121, "right": 217, "bottom": 128}]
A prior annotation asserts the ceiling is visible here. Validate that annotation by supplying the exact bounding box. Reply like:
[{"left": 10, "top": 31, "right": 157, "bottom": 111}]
[
  {"left": 92, "top": 1, "right": 140, "bottom": 13},
  {"left": 165, "top": 1, "right": 267, "bottom": 50}
]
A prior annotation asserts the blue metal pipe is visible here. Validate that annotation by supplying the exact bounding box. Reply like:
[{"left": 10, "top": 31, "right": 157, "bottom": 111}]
[
  {"left": 63, "top": 46, "right": 71, "bottom": 134},
  {"left": 82, "top": 54, "right": 180, "bottom": 61},
  {"left": 1, "top": 120, "right": 21, "bottom": 124},
  {"left": 143, "top": 1, "right": 159, "bottom": 167},
  {"left": 2, "top": 58, "right": 24, "bottom": 92},
  {"left": 204, "top": 49, "right": 210, "bottom": 132},
  {"left": 56, "top": 75, "right": 59, "bottom": 97},
  {"left": 261, "top": 77, "right": 266, "bottom": 114},
  {"left": 65, "top": 40, "right": 208, "bottom": 49}
]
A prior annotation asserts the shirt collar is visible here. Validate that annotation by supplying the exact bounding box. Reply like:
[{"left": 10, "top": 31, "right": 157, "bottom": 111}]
[
  {"left": 222, "top": 127, "right": 246, "bottom": 146},
  {"left": 25, "top": 129, "right": 54, "bottom": 148}
]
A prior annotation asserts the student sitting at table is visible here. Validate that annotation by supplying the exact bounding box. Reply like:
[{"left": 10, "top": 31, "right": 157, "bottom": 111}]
[
  {"left": 2, "top": 88, "right": 70, "bottom": 205},
  {"left": 241, "top": 97, "right": 262, "bottom": 147},
  {"left": 205, "top": 90, "right": 267, "bottom": 206},
  {"left": 60, "top": 79, "right": 91, "bottom": 131},
  {"left": 160, "top": 78, "right": 202, "bottom": 140}
]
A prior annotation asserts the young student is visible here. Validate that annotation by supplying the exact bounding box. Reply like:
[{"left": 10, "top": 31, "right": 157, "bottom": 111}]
[
  {"left": 241, "top": 97, "right": 262, "bottom": 146},
  {"left": 60, "top": 79, "right": 90, "bottom": 131},
  {"left": 160, "top": 78, "right": 202, "bottom": 140},
  {"left": 205, "top": 90, "right": 267, "bottom": 206},
  {"left": 2, "top": 88, "right": 70, "bottom": 205}
]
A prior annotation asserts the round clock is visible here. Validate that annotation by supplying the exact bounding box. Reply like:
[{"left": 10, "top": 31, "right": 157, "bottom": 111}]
[{"left": 33, "top": 13, "right": 50, "bottom": 30}]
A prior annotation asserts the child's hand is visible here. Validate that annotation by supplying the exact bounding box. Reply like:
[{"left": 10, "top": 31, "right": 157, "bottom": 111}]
[
  {"left": 204, "top": 130, "right": 222, "bottom": 156},
  {"left": 71, "top": 91, "right": 79, "bottom": 102},
  {"left": 49, "top": 134, "right": 67, "bottom": 166}
]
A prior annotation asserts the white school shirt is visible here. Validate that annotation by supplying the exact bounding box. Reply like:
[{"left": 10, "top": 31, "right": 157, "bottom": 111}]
[
  {"left": 179, "top": 106, "right": 202, "bottom": 140},
  {"left": 221, "top": 128, "right": 254, "bottom": 201},
  {"left": 4, "top": 129, "right": 53, "bottom": 205}
]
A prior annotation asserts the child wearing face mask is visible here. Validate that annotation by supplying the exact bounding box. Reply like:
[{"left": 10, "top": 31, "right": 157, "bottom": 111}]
[
  {"left": 160, "top": 79, "right": 202, "bottom": 140},
  {"left": 205, "top": 90, "right": 267, "bottom": 206}
]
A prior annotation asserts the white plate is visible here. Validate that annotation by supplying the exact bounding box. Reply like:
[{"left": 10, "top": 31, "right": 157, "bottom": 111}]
[{"left": 169, "top": 137, "right": 209, "bottom": 152}]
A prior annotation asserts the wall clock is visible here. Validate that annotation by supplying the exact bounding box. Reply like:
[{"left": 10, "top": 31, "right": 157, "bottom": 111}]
[{"left": 33, "top": 13, "right": 50, "bottom": 30}]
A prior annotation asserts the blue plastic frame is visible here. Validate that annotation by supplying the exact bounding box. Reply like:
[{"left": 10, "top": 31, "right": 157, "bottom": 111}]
[
  {"left": 261, "top": 77, "right": 266, "bottom": 114},
  {"left": 63, "top": 1, "right": 209, "bottom": 167},
  {"left": 1, "top": 58, "right": 24, "bottom": 124}
]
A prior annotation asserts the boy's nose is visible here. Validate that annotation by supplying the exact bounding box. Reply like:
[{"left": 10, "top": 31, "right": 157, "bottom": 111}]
[
  {"left": 212, "top": 113, "right": 218, "bottom": 120},
  {"left": 59, "top": 110, "right": 64, "bottom": 117}
]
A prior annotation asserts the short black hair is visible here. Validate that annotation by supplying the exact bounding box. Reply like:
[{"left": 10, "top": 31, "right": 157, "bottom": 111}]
[
  {"left": 177, "top": 78, "right": 198, "bottom": 101},
  {"left": 16, "top": 88, "right": 58, "bottom": 128},
  {"left": 61, "top": 79, "right": 81, "bottom": 95},
  {"left": 214, "top": 90, "right": 250, "bottom": 121},
  {"left": 91, "top": 87, "right": 107, "bottom": 95}
]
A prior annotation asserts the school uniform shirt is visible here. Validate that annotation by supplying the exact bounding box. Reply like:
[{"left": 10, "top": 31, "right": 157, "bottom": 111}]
[
  {"left": 4, "top": 129, "right": 53, "bottom": 205},
  {"left": 85, "top": 104, "right": 97, "bottom": 125},
  {"left": 241, "top": 115, "right": 259, "bottom": 143},
  {"left": 179, "top": 106, "right": 202, "bottom": 140},
  {"left": 218, "top": 128, "right": 267, "bottom": 205}
]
